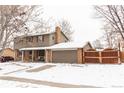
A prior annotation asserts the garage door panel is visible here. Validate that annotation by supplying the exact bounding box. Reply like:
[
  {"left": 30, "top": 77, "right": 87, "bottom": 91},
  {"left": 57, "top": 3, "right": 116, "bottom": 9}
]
[{"left": 52, "top": 50, "right": 77, "bottom": 63}]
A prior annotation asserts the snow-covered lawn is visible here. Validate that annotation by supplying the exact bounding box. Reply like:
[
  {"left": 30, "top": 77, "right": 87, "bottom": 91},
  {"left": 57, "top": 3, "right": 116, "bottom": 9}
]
[
  {"left": 0, "top": 62, "right": 46, "bottom": 75},
  {"left": 1, "top": 62, "right": 124, "bottom": 88},
  {"left": 0, "top": 80, "right": 52, "bottom": 88}
]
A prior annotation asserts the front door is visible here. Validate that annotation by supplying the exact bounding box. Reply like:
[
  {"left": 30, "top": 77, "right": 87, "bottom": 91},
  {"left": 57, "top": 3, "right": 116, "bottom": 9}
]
[{"left": 37, "top": 50, "right": 45, "bottom": 62}]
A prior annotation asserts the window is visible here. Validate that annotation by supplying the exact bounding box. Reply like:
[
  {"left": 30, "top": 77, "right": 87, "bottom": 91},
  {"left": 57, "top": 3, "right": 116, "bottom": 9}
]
[
  {"left": 36, "top": 37, "right": 38, "bottom": 42},
  {"left": 39, "top": 50, "right": 45, "bottom": 56},
  {"left": 52, "top": 36, "right": 54, "bottom": 40},
  {"left": 29, "top": 37, "right": 33, "bottom": 42},
  {"left": 19, "top": 51, "right": 22, "bottom": 56},
  {"left": 26, "top": 37, "right": 33, "bottom": 42},
  {"left": 20, "top": 40, "right": 23, "bottom": 44},
  {"left": 17, "top": 50, "right": 22, "bottom": 57},
  {"left": 42, "top": 36, "right": 44, "bottom": 42},
  {"left": 38, "top": 36, "right": 44, "bottom": 42},
  {"left": 39, "top": 36, "right": 42, "bottom": 41},
  {"left": 29, "top": 51, "right": 32, "bottom": 55}
]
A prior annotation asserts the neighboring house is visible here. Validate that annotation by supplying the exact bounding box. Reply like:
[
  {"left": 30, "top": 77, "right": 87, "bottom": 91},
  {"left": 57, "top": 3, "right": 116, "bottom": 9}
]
[
  {"left": 14, "top": 26, "right": 92, "bottom": 63},
  {"left": 0, "top": 48, "right": 15, "bottom": 58}
]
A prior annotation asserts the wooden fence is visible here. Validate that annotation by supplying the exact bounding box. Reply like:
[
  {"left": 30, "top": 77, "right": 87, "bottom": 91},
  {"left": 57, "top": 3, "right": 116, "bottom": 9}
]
[
  {"left": 84, "top": 51, "right": 100, "bottom": 63},
  {"left": 84, "top": 49, "right": 120, "bottom": 64},
  {"left": 120, "top": 52, "right": 124, "bottom": 62}
]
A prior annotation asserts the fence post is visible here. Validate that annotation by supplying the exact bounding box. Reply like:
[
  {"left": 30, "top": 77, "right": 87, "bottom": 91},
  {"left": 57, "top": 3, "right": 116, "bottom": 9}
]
[
  {"left": 99, "top": 51, "right": 102, "bottom": 63},
  {"left": 118, "top": 51, "right": 121, "bottom": 64},
  {"left": 82, "top": 50, "right": 85, "bottom": 64}
]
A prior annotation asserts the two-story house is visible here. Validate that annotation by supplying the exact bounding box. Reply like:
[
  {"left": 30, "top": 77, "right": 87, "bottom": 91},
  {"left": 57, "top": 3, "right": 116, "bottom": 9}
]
[
  {"left": 14, "top": 26, "right": 92, "bottom": 64},
  {"left": 14, "top": 26, "right": 68, "bottom": 61}
]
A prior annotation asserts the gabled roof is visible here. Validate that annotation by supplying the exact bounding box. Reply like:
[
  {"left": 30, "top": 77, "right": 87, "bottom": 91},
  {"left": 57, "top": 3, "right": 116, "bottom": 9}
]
[
  {"left": 15, "top": 30, "right": 69, "bottom": 41},
  {"left": 20, "top": 41, "right": 92, "bottom": 51},
  {"left": 15, "top": 31, "right": 55, "bottom": 39}
]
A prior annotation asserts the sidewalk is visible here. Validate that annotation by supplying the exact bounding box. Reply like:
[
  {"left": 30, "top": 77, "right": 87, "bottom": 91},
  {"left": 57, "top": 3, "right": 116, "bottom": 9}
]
[{"left": 0, "top": 76, "right": 99, "bottom": 88}]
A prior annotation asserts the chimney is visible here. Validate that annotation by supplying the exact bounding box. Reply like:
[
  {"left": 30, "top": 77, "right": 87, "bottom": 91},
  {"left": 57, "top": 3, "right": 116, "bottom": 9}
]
[{"left": 55, "top": 26, "right": 61, "bottom": 44}]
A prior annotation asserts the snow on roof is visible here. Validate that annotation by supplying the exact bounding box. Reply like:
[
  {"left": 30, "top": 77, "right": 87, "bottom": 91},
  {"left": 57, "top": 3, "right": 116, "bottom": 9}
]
[
  {"left": 48, "top": 42, "right": 90, "bottom": 49},
  {"left": 20, "top": 46, "right": 49, "bottom": 51},
  {"left": 26, "top": 31, "right": 55, "bottom": 37},
  {"left": 96, "top": 48, "right": 104, "bottom": 51},
  {"left": 20, "top": 42, "right": 90, "bottom": 51}
]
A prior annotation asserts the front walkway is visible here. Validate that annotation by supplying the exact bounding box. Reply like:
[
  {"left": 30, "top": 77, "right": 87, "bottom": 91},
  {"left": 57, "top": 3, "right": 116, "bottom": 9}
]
[
  {"left": 26, "top": 65, "right": 56, "bottom": 72},
  {"left": 0, "top": 76, "right": 99, "bottom": 88},
  {"left": 3, "top": 67, "right": 29, "bottom": 75}
]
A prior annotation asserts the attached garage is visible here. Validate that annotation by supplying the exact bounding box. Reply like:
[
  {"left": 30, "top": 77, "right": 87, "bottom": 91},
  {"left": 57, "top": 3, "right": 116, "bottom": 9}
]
[
  {"left": 48, "top": 42, "right": 92, "bottom": 64},
  {"left": 52, "top": 50, "right": 77, "bottom": 63}
]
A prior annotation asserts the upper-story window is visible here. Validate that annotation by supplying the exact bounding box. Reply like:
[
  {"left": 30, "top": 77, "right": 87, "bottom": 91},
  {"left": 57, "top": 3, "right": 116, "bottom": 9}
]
[
  {"left": 42, "top": 36, "right": 44, "bottom": 42},
  {"left": 52, "top": 36, "right": 54, "bottom": 40},
  {"left": 36, "top": 37, "right": 38, "bottom": 42},
  {"left": 20, "top": 40, "right": 23, "bottom": 44},
  {"left": 38, "top": 36, "right": 44, "bottom": 42},
  {"left": 26, "top": 37, "right": 33, "bottom": 42}
]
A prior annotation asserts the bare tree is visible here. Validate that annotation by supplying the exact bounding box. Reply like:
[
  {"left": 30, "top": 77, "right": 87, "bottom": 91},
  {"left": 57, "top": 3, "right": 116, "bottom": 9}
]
[
  {"left": 25, "top": 6, "right": 49, "bottom": 33},
  {"left": 0, "top": 5, "right": 37, "bottom": 49},
  {"left": 92, "top": 39, "right": 103, "bottom": 49},
  {"left": 102, "top": 24, "right": 114, "bottom": 48},
  {"left": 58, "top": 19, "right": 74, "bottom": 41},
  {"left": 95, "top": 5, "right": 124, "bottom": 48},
  {"left": 30, "top": 18, "right": 54, "bottom": 34},
  {"left": 32, "top": 18, "right": 74, "bottom": 41},
  {"left": 102, "top": 23, "right": 121, "bottom": 48}
]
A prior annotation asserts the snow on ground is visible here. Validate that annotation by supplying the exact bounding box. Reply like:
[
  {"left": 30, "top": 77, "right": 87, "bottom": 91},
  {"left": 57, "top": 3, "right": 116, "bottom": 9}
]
[
  {"left": 0, "top": 62, "right": 25, "bottom": 75},
  {"left": 0, "top": 62, "right": 48, "bottom": 75},
  {"left": 0, "top": 80, "right": 52, "bottom": 88},
  {"left": 1, "top": 62, "right": 124, "bottom": 87}
]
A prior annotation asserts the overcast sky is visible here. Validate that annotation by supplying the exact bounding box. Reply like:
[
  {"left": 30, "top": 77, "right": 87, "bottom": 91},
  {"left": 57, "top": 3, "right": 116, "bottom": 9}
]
[
  {"left": 41, "top": 3, "right": 103, "bottom": 42},
  {"left": 2, "top": 0, "right": 124, "bottom": 42}
]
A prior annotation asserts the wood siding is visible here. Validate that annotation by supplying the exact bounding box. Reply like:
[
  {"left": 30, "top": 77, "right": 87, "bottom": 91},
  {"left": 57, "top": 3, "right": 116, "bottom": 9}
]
[
  {"left": 14, "top": 32, "right": 68, "bottom": 50},
  {"left": 14, "top": 34, "right": 51, "bottom": 49}
]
